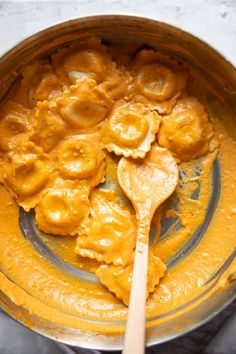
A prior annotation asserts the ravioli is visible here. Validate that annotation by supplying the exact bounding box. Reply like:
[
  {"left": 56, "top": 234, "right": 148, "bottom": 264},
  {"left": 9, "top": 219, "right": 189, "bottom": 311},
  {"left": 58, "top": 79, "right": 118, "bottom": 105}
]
[
  {"left": 75, "top": 189, "right": 136, "bottom": 265},
  {"left": 13, "top": 62, "right": 63, "bottom": 108},
  {"left": 158, "top": 97, "right": 214, "bottom": 161},
  {"left": 33, "top": 71, "right": 63, "bottom": 103},
  {"left": 0, "top": 101, "right": 32, "bottom": 151},
  {"left": 96, "top": 250, "right": 166, "bottom": 305},
  {"left": 56, "top": 78, "right": 112, "bottom": 129},
  {"left": 35, "top": 177, "right": 90, "bottom": 236},
  {"left": 52, "top": 37, "right": 114, "bottom": 84},
  {"left": 3, "top": 142, "right": 53, "bottom": 211},
  {"left": 56, "top": 134, "right": 105, "bottom": 187},
  {"left": 31, "top": 100, "right": 67, "bottom": 152},
  {"left": 103, "top": 102, "right": 161, "bottom": 158},
  {"left": 52, "top": 37, "right": 133, "bottom": 102},
  {"left": 130, "top": 49, "right": 188, "bottom": 114},
  {"left": 99, "top": 67, "right": 133, "bottom": 101}
]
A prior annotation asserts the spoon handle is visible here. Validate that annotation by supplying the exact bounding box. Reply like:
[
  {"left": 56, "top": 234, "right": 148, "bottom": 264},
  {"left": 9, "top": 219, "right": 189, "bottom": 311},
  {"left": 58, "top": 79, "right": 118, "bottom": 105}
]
[{"left": 122, "top": 240, "right": 149, "bottom": 354}]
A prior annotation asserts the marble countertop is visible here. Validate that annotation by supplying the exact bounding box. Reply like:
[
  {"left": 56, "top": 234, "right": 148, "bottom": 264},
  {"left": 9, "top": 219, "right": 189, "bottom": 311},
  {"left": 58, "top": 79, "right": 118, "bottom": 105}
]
[
  {"left": 0, "top": 1, "right": 236, "bottom": 353},
  {"left": 0, "top": 0, "right": 236, "bottom": 65}
]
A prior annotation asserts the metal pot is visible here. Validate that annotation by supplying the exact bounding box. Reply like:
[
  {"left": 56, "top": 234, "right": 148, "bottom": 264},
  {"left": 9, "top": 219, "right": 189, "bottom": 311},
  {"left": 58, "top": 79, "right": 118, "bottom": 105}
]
[{"left": 0, "top": 15, "right": 236, "bottom": 351}]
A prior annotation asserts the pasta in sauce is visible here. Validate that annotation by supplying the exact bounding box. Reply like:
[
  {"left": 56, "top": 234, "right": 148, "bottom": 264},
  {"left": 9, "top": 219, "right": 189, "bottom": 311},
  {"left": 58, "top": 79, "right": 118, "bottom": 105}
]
[{"left": 0, "top": 37, "right": 221, "bottom": 311}]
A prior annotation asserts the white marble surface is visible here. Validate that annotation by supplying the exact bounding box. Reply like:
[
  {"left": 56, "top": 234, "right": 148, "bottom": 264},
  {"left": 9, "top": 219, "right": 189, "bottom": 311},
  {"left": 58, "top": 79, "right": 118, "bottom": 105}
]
[{"left": 0, "top": 0, "right": 236, "bottom": 65}]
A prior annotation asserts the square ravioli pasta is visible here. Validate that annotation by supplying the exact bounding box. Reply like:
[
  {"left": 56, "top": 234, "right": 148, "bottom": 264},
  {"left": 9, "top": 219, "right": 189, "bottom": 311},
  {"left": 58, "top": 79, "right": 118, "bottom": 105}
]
[
  {"left": 75, "top": 189, "right": 136, "bottom": 266},
  {"left": 96, "top": 250, "right": 166, "bottom": 306},
  {"left": 129, "top": 49, "right": 188, "bottom": 115}
]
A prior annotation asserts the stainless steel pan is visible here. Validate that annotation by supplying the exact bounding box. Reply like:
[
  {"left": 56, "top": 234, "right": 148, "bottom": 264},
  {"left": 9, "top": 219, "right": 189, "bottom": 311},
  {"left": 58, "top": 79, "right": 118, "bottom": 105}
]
[{"left": 0, "top": 15, "right": 236, "bottom": 351}]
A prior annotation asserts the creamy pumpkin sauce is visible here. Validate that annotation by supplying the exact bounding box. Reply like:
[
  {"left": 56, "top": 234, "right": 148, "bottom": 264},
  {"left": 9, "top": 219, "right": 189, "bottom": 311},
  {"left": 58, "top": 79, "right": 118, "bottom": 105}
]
[{"left": 0, "top": 37, "right": 236, "bottom": 335}]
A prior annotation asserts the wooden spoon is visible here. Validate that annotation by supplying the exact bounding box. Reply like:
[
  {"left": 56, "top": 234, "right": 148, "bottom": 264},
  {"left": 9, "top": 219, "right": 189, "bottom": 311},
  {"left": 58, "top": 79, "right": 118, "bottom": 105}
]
[{"left": 118, "top": 144, "right": 178, "bottom": 354}]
